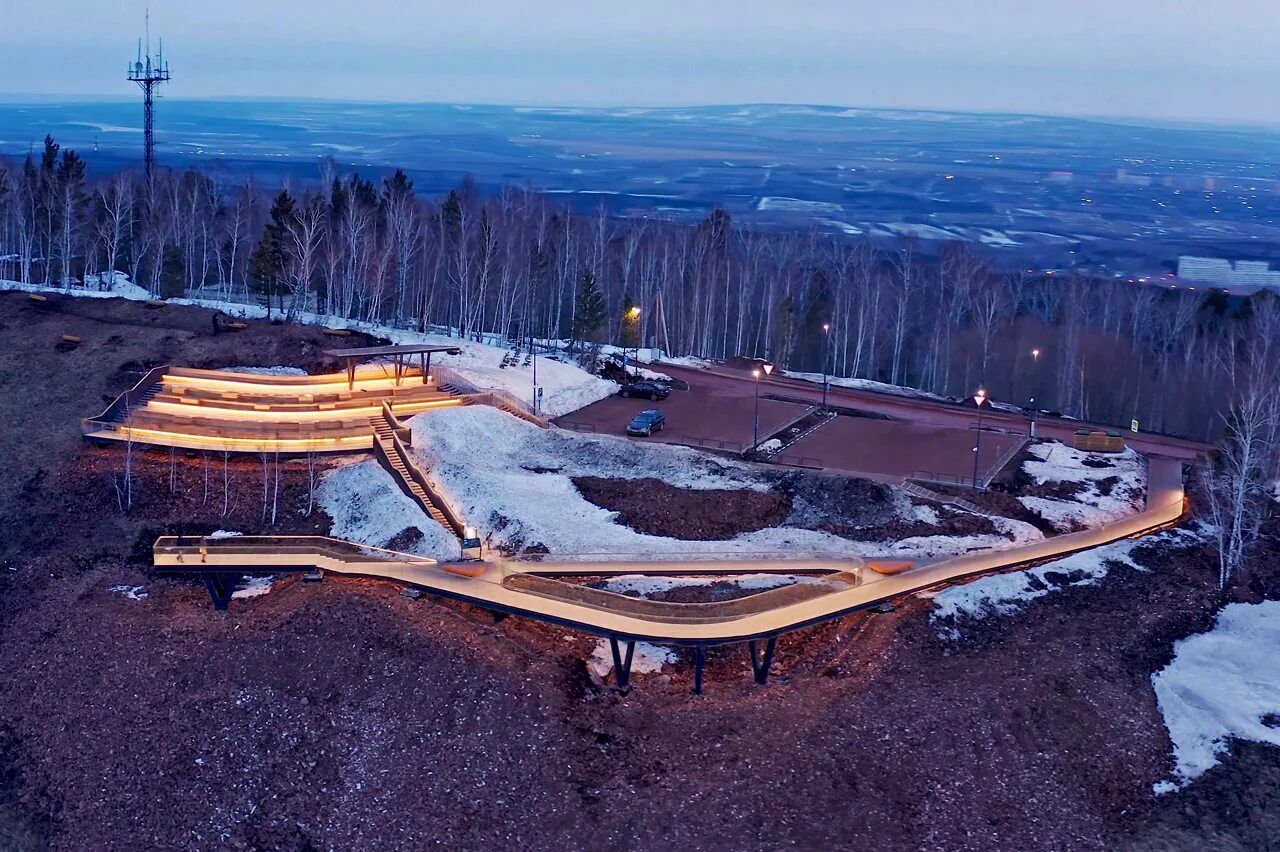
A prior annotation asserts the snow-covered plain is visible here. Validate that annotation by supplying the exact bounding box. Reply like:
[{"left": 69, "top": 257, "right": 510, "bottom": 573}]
[
  {"left": 1019, "top": 442, "right": 1146, "bottom": 531},
  {"left": 1152, "top": 600, "right": 1280, "bottom": 790},
  {"left": 408, "top": 406, "right": 1041, "bottom": 560},
  {"left": 316, "top": 459, "right": 457, "bottom": 560},
  {"left": 0, "top": 279, "right": 617, "bottom": 418}
]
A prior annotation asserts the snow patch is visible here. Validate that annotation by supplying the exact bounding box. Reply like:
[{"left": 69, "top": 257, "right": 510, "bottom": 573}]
[
  {"left": 316, "top": 459, "right": 457, "bottom": 560},
  {"left": 588, "top": 639, "right": 677, "bottom": 679},
  {"left": 928, "top": 539, "right": 1141, "bottom": 638},
  {"left": 1152, "top": 601, "right": 1280, "bottom": 789},
  {"left": 231, "top": 576, "right": 275, "bottom": 599},
  {"left": 108, "top": 584, "right": 148, "bottom": 601},
  {"left": 1019, "top": 443, "right": 1146, "bottom": 531},
  {"left": 224, "top": 366, "right": 308, "bottom": 376},
  {"left": 596, "top": 573, "right": 842, "bottom": 598},
  {"left": 410, "top": 405, "right": 1045, "bottom": 560}
]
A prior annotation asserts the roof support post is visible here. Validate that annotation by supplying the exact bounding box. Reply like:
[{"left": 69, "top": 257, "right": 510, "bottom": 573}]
[
  {"left": 345, "top": 358, "right": 355, "bottom": 391},
  {"left": 693, "top": 644, "right": 706, "bottom": 695},
  {"left": 748, "top": 637, "right": 779, "bottom": 685}
]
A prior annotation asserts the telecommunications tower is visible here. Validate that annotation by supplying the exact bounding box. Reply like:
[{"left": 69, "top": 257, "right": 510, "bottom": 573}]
[{"left": 127, "top": 12, "right": 171, "bottom": 178}]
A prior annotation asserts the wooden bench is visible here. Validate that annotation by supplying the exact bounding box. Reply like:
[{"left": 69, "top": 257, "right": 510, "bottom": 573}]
[
  {"left": 442, "top": 563, "right": 487, "bottom": 579},
  {"left": 28, "top": 294, "right": 48, "bottom": 302},
  {"left": 61, "top": 334, "right": 82, "bottom": 344},
  {"left": 144, "top": 299, "right": 166, "bottom": 308},
  {"left": 866, "top": 560, "right": 914, "bottom": 576},
  {"left": 323, "top": 328, "right": 352, "bottom": 336}
]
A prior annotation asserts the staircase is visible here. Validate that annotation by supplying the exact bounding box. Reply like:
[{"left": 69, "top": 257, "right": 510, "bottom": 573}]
[
  {"left": 902, "top": 480, "right": 986, "bottom": 515},
  {"left": 371, "top": 415, "right": 464, "bottom": 538},
  {"left": 111, "top": 384, "right": 161, "bottom": 422}
]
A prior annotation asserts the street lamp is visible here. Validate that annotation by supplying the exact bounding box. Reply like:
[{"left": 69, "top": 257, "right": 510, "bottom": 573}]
[
  {"left": 972, "top": 387, "right": 988, "bottom": 488},
  {"left": 530, "top": 328, "right": 539, "bottom": 415},
  {"left": 1029, "top": 348, "right": 1041, "bottom": 438},
  {"left": 752, "top": 362, "right": 774, "bottom": 450},
  {"left": 821, "top": 322, "right": 831, "bottom": 410},
  {"left": 626, "top": 305, "right": 642, "bottom": 380}
]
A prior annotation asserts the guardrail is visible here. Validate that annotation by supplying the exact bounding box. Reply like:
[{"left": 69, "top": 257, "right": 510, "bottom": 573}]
[
  {"left": 373, "top": 428, "right": 466, "bottom": 538},
  {"left": 771, "top": 454, "right": 825, "bottom": 470},
  {"left": 381, "top": 400, "right": 414, "bottom": 445},
  {"left": 558, "top": 421, "right": 598, "bottom": 433},
  {"left": 911, "top": 469, "right": 977, "bottom": 489},
  {"left": 680, "top": 435, "right": 749, "bottom": 454},
  {"left": 80, "top": 364, "right": 168, "bottom": 433}
]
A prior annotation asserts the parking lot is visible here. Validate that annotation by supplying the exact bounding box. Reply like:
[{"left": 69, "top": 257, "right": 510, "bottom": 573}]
[
  {"left": 559, "top": 376, "right": 1027, "bottom": 485},
  {"left": 778, "top": 415, "right": 1025, "bottom": 485},
  {"left": 557, "top": 385, "right": 809, "bottom": 453}
]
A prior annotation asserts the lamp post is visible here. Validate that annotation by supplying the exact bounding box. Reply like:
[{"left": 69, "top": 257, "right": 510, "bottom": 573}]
[
  {"left": 972, "top": 387, "right": 988, "bottom": 487},
  {"left": 530, "top": 328, "right": 539, "bottom": 415},
  {"left": 627, "top": 305, "right": 642, "bottom": 380},
  {"left": 821, "top": 322, "right": 831, "bottom": 410},
  {"left": 752, "top": 362, "right": 774, "bottom": 449},
  {"left": 1029, "top": 348, "right": 1041, "bottom": 438}
]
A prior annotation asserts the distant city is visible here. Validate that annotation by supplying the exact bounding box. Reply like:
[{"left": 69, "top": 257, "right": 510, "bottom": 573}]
[{"left": 3, "top": 99, "right": 1280, "bottom": 283}]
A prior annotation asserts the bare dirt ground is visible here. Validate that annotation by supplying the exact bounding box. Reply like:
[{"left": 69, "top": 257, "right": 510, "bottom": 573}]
[
  {"left": 1, "top": 295, "right": 1278, "bottom": 851},
  {"left": 572, "top": 475, "right": 792, "bottom": 540}
]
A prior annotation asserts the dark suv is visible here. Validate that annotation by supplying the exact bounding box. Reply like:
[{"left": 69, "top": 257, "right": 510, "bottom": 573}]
[
  {"left": 626, "top": 409, "right": 666, "bottom": 436},
  {"left": 619, "top": 380, "right": 671, "bottom": 400}
]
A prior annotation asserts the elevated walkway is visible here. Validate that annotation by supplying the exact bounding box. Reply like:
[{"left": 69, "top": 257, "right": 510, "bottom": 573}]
[{"left": 153, "top": 457, "right": 1186, "bottom": 689}]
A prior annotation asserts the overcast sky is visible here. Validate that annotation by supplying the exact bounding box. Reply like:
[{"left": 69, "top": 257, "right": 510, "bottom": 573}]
[{"left": 3, "top": 0, "right": 1277, "bottom": 125}]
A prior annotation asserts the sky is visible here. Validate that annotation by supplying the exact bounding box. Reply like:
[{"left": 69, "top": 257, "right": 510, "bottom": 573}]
[{"left": 3, "top": 0, "right": 1278, "bottom": 125}]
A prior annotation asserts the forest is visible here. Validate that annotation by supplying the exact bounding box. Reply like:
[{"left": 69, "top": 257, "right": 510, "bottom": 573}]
[{"left": 2, "top": 135, "right": 1278, "bottom": 440}]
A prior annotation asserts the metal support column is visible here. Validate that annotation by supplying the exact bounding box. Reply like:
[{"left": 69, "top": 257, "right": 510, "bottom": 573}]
[
  {"left": 609, "top": 637, "right": 636, "bottom": 689},
  {"left": 748, "top": 637, "right": 779, "bottom": 685},
  {"left": 693, "top": 644, "right": 706, "bottom": 695},
  {"left": 202, "top": 573, "right": 236, "bottom": 611}
]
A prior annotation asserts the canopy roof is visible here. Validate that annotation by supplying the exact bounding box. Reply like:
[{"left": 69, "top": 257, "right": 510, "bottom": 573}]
[{"left": 324, "top": 344, "right": 462, "bottom": 358}]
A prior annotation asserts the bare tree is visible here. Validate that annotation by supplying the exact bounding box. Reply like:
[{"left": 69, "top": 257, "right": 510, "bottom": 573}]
[
  {"left": 221, "top": 450, "right": 232, "bottom": 518},
  {"left": 1203, "top": 376, "right": 1279, "bottom": 588},
  {"left": 305, "top": 451, "right": 318, "bottom": 517}
]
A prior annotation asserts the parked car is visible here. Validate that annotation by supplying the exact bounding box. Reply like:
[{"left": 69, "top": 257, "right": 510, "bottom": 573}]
[
  {"left": 626, "top": 408, "right": 666, "bottom": 437},
  {"left": 619, "top": 380, "right": 670, "bottom": 400}
]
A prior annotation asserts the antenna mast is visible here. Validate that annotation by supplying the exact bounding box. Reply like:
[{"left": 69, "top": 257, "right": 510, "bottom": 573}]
[{"left": 127, "top": 10, "right": 171, "bottom": 178}]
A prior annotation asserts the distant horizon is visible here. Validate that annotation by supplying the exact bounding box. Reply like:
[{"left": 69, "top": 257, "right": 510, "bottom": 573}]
[{"left": 3, "top": 93, "right": 1279, "bottom": 136}]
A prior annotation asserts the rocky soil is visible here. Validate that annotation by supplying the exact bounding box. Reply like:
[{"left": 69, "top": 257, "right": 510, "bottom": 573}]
[{"left": 1, "top": 295, "right": 1277, "bottom": 851}]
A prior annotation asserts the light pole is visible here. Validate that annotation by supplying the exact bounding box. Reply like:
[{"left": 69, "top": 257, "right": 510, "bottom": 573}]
[
  {"left": 627, "top": 305, "right": 642, "bottom": 380},
  {"left": 821, "top": 322, "right": 831, "bottom": 410},
  {"left": 972, "top": 387, "right": 988, "bottom": 487},
  {"left": 1029, "top": 348, "right": 1041, "bottom": 438},
  {"left": 752, "top": 362, "right": 774, "bottom": 449},
  {"left": 530, "top": 328, "right": 539, "bottom": 415}
]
